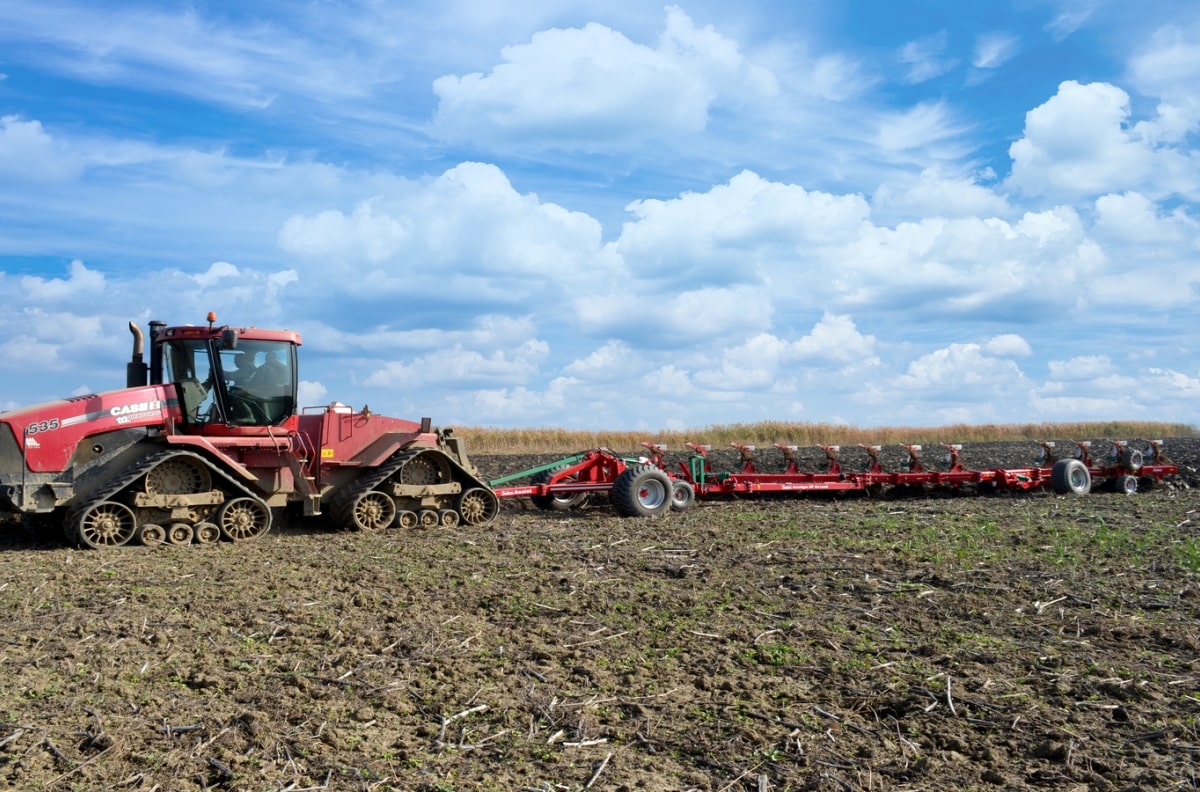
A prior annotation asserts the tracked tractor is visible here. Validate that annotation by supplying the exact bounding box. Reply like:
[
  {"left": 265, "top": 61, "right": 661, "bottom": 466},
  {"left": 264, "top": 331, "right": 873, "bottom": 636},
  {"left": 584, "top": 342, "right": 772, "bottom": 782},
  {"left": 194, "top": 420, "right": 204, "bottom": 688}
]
[{"left": 0, "top": 314, "right": 498, "bottom": 548}]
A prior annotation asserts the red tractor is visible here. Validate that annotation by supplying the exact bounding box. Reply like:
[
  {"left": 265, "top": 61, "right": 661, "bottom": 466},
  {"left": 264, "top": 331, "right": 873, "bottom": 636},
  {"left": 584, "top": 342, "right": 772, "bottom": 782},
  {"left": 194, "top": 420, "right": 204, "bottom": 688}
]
[{"left": 0, "top": 314, "right": 498, "bottom": 548}]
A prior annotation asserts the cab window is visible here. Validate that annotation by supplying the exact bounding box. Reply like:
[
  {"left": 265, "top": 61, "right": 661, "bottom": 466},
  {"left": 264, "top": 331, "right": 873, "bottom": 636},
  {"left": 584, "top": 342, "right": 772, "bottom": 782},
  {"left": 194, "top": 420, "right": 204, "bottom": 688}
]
[
  {"left": 163, "top": 340, "right": 216, "bottom": 424},
  {"left": 217, "top": 341, "right": 296, "bottom": 426}
]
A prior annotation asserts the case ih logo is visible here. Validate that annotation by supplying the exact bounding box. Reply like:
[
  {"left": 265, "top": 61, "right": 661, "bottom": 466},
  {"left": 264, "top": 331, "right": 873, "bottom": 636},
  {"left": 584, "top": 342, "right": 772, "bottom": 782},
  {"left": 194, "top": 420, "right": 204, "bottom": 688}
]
[{"left": 111, "top": 399, "right": 165, "bottom": 424}]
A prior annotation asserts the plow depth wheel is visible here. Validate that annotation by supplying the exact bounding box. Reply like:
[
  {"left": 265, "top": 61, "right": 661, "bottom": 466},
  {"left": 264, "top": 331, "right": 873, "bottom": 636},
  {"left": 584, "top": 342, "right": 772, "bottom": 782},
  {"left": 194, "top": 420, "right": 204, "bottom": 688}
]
[
  {"left": 75, "top": 501, "right": 137, "bottom": 549},
  {"left": 1114, "top": 474, "right": 1138, "bottom": 494},
  {"left": 218, "top": 497, "right": 272, "bottom": 541},
  {"left": 349, "top": 491, "right": 396, "bottom": 531},
  {"left": 457, "top": 488, "right": 499, "bottom": 526},
  {"left": 670, "top": 480, "right": 695, "bottom": 511},
  {"left": 531, "top": 466, "right": 589, "bottom": 511},
  {"left": 1051, "top": 459, "right": 1091, "bottom": 496},
  {"left": 611, "top": 464, "right": 672, "bottom": 518}
]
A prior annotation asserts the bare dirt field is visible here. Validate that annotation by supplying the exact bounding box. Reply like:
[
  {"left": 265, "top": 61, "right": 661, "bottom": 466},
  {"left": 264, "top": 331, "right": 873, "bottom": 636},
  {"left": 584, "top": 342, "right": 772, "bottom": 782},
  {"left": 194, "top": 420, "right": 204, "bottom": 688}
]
[{"left": 2, "top": 440, "right": 1199, "bottom": 791}]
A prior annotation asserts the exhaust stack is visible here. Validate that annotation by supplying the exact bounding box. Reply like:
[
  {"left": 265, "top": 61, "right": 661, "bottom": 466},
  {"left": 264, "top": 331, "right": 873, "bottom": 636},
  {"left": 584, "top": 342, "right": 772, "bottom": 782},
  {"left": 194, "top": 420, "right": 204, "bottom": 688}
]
[{"left": 126, "top": 321, "right": 148, "bottom": 387}]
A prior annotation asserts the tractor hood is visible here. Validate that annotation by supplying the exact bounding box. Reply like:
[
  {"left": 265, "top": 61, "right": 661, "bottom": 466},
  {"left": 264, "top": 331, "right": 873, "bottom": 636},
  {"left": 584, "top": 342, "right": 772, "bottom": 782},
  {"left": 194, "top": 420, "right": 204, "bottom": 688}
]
[{"left": 0, "top": 384, "right": 180, "bottom": 473}]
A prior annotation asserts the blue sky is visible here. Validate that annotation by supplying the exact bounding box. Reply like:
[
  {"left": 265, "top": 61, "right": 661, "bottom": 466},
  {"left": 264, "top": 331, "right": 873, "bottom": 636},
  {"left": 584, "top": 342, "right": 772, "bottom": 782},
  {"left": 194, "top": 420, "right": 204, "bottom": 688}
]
[{"left": 1, "top": 0, "right": 1198, "bottom": 431}]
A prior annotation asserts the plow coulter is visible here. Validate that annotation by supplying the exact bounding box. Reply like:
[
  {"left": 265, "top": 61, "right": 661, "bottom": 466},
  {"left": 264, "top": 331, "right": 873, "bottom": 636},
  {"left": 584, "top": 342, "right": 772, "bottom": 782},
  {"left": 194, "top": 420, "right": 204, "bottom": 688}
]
[{"left": 489, "top": 438, "right": 1179, "bottom": 516}]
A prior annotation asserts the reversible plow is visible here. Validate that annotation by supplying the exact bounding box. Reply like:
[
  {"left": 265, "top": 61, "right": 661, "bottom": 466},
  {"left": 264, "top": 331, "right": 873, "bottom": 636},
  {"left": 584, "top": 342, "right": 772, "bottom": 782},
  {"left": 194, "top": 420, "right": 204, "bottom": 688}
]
[{"left": 490, "top": 439, "right": 1179, "bottom": 517}]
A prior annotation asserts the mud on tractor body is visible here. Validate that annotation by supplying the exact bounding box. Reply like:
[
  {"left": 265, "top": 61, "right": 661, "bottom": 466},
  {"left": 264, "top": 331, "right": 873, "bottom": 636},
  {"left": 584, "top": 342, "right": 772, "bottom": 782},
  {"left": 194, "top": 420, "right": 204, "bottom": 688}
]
[{"left": 0, "top": 314, "right": 498, "bottom": 548}]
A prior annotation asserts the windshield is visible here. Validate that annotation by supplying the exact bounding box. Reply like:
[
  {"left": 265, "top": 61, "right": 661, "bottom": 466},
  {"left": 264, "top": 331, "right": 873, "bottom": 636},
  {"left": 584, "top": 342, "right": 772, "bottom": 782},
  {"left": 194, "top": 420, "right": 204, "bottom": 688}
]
[{"left": 164, "top": 338, "right": 296, "bottom": 426}]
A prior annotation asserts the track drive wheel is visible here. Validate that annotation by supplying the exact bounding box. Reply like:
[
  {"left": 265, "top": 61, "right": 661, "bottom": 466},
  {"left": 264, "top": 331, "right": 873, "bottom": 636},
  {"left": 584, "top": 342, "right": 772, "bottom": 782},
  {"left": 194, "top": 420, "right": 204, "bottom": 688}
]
[
  {"left": 74, "top": 501, "right": 138, "bottom": 549},
  {"left": 1051, "top": 459, "right": 1091, "bottom": 496},
  {"left": 218, "top": 497, "right": 272, "bottom": 541},
  {"left": 457, "top": 487, "right": 500, "bottom": 526},
  {"left": 144, "top": 456, "right": 212, "bottom": 495},
  {"left": 611, "top": 464, "right": 672, "bottom": 518},
  {"left": 400, "top": 452, "right": 452, "bottom": 485}
]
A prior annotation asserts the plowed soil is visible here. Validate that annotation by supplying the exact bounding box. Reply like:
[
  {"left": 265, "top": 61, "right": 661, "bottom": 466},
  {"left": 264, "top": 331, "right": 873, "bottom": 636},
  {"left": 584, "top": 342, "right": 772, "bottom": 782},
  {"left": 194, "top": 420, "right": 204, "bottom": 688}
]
[{"left": 2, "top": 441, "right": 1199, "bottom": 791}]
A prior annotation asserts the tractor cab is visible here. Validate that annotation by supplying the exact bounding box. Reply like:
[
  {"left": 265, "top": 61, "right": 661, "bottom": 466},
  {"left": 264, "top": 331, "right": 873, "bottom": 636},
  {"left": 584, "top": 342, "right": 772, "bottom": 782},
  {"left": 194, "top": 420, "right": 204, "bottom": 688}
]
[{"left": 143, "top": 314, "right": 301, "bottom": 429}]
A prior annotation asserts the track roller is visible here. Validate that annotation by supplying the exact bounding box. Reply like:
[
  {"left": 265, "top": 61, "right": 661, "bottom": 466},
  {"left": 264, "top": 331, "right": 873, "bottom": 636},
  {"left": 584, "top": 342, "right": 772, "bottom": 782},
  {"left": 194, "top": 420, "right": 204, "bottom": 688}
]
[
  {"left": 167, "top": 522, "right": 194, "bottom": 546},
  {"left": 194, "top": 521, "right": 220, "bottom": 544},
  {"left": 138, "top": 523, "right": 166, "bottom": 547}
]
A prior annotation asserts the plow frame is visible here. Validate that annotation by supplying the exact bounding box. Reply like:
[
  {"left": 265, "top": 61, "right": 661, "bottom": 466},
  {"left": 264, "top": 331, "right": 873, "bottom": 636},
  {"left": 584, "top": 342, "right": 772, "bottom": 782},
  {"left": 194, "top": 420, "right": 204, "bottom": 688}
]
[{"left": 487, "top": 439, "right": 1179, "bottom": 514}]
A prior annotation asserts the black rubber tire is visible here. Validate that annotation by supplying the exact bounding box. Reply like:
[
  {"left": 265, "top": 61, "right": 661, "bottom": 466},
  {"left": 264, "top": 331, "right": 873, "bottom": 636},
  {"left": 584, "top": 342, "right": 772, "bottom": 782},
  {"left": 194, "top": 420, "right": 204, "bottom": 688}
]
[
  {"left": 1051, "top": 459, "right": 1091, "bottom": 496},
  {"left": 610, "top": 464, "right": 672, "bottom": 518},
  {"left": 670, "top": 479, "right": 695, "bottom": 511},
  {"left": 1114, "top": 474, "right": 1138, "bottom": 494},
  {"left": 530, "top": 465, "right": 589, "bottom": 511},
  {"left": 1121, "top": 448, "right": 1144, "bottom": 472}
]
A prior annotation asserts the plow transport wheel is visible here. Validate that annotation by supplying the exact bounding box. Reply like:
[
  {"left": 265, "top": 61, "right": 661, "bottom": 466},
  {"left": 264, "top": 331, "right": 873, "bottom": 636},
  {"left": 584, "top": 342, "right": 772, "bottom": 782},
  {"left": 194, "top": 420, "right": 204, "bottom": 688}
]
[
  {"left": 1051, "top": 459, "right": 1092, "bottom": 496},
  {"left": 611, "top": 464, "right": 672, "bottom": 518}
]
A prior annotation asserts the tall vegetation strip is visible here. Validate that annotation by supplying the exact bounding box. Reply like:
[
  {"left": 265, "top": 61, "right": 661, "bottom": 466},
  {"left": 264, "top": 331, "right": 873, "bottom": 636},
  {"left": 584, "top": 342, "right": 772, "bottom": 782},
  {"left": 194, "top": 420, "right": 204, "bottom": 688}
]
[{"left": 454, "top": 421, "right": 1197, "bottom": 455}]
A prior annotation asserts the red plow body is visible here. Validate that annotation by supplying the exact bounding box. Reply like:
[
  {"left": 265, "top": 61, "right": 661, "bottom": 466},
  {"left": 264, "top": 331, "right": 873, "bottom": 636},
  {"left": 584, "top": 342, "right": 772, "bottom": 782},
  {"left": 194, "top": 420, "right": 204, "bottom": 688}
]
[{"left": 491, "top": 439, "right": 1179, "bottom": 516}]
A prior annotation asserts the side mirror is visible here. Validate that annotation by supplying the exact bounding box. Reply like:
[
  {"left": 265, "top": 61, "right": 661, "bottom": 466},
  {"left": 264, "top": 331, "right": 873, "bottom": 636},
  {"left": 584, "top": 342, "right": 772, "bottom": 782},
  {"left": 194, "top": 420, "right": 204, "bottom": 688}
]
[{"left": 220, "top": 327, "right": 239, "bottom": 349}]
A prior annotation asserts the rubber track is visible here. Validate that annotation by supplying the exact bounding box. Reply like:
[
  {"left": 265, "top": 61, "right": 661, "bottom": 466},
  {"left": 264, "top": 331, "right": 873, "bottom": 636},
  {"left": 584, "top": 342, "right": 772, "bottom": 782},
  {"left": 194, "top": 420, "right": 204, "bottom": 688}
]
[
  {"left": 65, "top": 449, "right": 268, "bottom": 546},
  {"left": 329, "top": 447, "right": 494, "bottom": 530}
]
